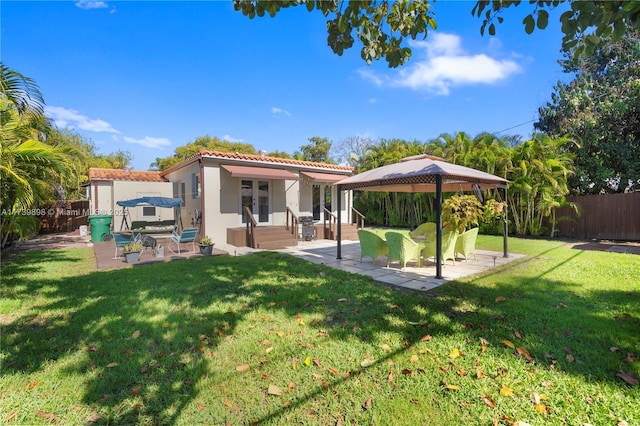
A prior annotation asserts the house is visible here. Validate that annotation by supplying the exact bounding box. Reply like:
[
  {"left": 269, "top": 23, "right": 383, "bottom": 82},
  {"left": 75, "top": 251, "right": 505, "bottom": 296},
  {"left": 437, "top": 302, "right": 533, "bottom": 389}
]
[
  {"left": 87, "top": 150, "right": 355, "bottom": 249},
  {"left": 87, "top": 167, "right": 175, "bottom": 230},
  {"left": 159, "top": 150, "right": 355, "bottom": 249}
]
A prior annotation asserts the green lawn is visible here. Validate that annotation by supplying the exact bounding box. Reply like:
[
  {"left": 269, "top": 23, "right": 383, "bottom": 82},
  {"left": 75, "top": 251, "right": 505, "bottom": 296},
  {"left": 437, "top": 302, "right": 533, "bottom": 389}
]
[{"left": 1, "top": 236, "right": 638, "bottom": 425}]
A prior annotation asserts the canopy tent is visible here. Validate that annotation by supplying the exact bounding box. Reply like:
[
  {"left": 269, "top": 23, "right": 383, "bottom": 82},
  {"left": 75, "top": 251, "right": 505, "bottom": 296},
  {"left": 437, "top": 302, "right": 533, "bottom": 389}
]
[
  {"left": 335, "top": 154, "right": 509, "bottom": 279},
  {"left": 115, "top": 196, "right": 183, "bottom": 231}
]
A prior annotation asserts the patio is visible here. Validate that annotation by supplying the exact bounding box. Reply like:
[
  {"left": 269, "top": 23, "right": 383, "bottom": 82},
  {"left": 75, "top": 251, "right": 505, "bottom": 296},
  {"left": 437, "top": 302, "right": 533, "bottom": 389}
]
[
  {"left": 87, "top": 232, "right": 522, "bottom": 291},
  {"left": 277, "top": 239, "right": 523, "bottom": 292}
]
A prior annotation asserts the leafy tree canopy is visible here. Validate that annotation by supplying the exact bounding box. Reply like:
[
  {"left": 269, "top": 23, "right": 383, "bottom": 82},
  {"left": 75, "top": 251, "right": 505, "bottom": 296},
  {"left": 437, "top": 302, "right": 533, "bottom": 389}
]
[
  {"left": 233, "top": 0, "right": 640, "bottom": 67},
  {"left": 294, "top": 136, "right": 335, "bottom": 163},
  {"left": 535, "top": 29, "right": 640, "bottom": 194},
  {"left": 152, "top": 135, "right": 258, "bottom": 171}
]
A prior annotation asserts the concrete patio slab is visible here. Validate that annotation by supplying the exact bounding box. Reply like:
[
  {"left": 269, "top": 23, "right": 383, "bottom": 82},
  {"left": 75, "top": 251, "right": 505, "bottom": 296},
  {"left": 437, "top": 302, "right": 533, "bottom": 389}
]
[{"left": 277, "top": 240, "right": 525, "bottom": 292}]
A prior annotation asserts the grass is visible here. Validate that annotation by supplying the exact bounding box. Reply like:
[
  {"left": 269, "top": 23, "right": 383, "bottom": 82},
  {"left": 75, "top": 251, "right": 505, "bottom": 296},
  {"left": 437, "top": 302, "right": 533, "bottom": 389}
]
[{"left": 1, "top": 236, "right": 639, "bottom": 425}]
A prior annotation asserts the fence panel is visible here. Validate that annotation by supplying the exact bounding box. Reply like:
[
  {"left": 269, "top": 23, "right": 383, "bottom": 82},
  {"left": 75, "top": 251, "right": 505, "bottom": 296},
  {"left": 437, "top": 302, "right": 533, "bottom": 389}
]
[
  {"left": 38, "top": 200, "right": 90, "bottom": 233},
  {"left": 553, "top": 193, "right": 640, "bottom": 241}
]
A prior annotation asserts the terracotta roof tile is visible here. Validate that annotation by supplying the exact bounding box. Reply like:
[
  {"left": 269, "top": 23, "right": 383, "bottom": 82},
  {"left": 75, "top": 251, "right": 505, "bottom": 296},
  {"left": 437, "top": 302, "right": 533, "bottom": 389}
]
[
  {"left": 89, "top": 168, "right": 167, "bottom": 182},
  {"left": 160, "top": 150, "right": 353, "bottom": 176},
  {"left": 198, "top": 150, "right": 353, "bottom": 170}
]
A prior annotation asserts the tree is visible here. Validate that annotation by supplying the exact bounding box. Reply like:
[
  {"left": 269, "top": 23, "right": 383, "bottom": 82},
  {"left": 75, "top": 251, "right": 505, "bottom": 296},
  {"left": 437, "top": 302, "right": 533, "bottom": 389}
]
[
  {"left": 332, "top": 135, "right": 377, "bottom": 171},
  {"left": 152, "top": 135, "right": 258, "bottom": 171},
  {"left": 294, "top": 136, "right": 334, "bottom": 163},
  {"left": 233, "top": 1, "right": 640, "bottom": 67},
  {"left": 0, "top": 65, "right": 69, "bottom": 247},
  {"left": 535, "top": 30, "right": 640, "bottom": 194}
]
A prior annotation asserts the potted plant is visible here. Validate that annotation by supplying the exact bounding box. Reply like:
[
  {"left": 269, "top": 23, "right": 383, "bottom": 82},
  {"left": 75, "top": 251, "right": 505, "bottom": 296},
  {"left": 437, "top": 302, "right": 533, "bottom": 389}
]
[
  {"left": 122, "top": 241, "right": 143, "bottom": 264},
  {"left": 199, "top": 236, "right": 214, "bottom": 255},
  {"left": 442, "top": 194, "right": 483, "bottom": 233}
]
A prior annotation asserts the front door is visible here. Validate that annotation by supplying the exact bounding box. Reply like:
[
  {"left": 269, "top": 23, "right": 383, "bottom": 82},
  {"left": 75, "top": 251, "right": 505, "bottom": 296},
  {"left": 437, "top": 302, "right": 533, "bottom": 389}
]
[
  {"left": 312, "top": 184, "right": 332, "bottom": 221},
  {"left": 241, "top": 179, "right": 270, "bottom": 225}
]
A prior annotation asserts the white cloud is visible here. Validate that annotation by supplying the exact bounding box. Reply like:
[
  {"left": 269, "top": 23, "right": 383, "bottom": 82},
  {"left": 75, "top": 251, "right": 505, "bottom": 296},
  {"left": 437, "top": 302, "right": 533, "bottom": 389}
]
[
  {"left": 271, "top": 107, "right": 291, "bottom": 116},
  {"left": 123, "top": 136, "right": 171, "bottom": 149},
  {"left": 361, "top": 33, "right": 522, "bottom": 96},
  {"left": 45, "top": 105, "right": 120, "bottom": 134},
  {"left": 357, "top": 69, "right": 385, "bottom": 87},
  {"left": 223, "top": 134, "right": 243, "bottom": 143},
  {"left": 75, "top": 0, "right": 108, "bottom": 10}
]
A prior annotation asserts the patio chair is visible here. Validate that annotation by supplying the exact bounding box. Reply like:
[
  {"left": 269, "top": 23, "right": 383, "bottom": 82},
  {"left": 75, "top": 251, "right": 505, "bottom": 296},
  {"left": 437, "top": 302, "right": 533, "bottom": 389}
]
[
  {"left": 422, "top": 228, "right": 458, "bottom": 266},
  {"left": 112, "top": 232, "right": 138, "bottom": 259},
  {"left": 409, "top": 222, "right": 436, "bottom": 240},
  {"left": 357, "top": 229, "right": 388, "bottom": 262},
  {"left": 385, "top": 231, "right": 423, "bottom": 270},
  {"left": 169, "top": 228, "right": 198, "bottom": 254},
  {"left": 455, "top": 227, "right": 479, "bottom": 261}
]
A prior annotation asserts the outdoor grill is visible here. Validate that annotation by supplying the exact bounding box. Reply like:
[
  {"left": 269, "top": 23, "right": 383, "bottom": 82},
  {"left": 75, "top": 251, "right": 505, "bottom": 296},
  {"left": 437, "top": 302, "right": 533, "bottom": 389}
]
[{"left": 299, "top": 216, "right": 316, "bottom": 241}]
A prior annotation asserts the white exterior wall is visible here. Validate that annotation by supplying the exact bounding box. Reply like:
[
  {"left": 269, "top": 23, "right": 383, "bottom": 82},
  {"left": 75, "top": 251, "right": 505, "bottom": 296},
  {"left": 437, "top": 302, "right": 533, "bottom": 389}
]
[
  {"left": 112, "top": 181, "right": 174, "bottom": 224},
  {"left": 162, "top": 157, "right": 353, "bottom": 247},
  {"left": 164, "top": 161, "right": 202, "bottom": 234}
]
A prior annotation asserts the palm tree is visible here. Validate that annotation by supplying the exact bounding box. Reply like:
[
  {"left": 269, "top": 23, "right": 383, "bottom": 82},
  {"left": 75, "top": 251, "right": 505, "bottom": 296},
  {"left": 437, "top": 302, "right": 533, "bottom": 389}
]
[{"left": 1, "top": 63, "right": 70, "bottom": 247}]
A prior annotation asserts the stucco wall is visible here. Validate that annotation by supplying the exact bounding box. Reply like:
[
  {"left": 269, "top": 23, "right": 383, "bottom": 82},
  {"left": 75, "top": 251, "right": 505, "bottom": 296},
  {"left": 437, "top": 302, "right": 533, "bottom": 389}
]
[{"left": 162, "top": 157, "right": 353, "bottom": 247}]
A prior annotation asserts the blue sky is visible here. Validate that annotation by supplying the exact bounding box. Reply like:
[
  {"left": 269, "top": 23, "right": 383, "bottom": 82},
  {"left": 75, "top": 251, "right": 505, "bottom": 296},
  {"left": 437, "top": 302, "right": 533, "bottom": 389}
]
[{"left": 3, "top": 1, "right": 570, "bottom": 170}]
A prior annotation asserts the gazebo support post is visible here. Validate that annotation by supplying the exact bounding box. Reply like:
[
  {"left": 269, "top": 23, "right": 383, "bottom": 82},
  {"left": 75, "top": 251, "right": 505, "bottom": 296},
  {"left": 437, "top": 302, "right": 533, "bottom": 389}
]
[
  {"left": 503, "top": 185, "right": 509, "bottom": 258},
  {"left": 336, "top": 184, "right": 342, "bottom": 260},
  {"left": 435, "top": 175, "right": 443, "bottom": 279},
  {"left": 410, "top": 194, "right": 415, "bottom": 230}
]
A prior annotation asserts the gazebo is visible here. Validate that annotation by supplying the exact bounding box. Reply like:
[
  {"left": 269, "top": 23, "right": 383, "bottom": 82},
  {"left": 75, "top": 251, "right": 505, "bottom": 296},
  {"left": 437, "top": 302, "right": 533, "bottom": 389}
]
[{"left": 335, "top": 154, "right": 509, "bottom": 279}]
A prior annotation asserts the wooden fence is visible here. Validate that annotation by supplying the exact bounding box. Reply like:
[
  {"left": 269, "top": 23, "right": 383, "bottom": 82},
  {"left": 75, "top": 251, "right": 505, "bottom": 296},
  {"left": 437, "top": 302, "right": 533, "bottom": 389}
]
[
  {"left": 551, "top": 192, "right": 640, "bottom": 241},
  {"left": 38, "top": 200, "right": 90, "bottom": 233}
]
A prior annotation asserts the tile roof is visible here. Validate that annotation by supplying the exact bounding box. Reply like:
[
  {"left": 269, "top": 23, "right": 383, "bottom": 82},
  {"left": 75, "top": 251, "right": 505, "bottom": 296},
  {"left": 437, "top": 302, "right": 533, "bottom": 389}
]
[
  {"left": 160, "top": 149, "right": 353, "bottom": 176},
  {"left": 89, "top": 168, "right": 167, "bottom": 182}
]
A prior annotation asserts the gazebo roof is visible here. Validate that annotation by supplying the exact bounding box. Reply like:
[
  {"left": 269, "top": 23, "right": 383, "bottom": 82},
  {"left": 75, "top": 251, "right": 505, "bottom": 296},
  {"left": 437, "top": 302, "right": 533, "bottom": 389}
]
[{"left": 337, "top": 154, "right": 508, "bottom": 192}]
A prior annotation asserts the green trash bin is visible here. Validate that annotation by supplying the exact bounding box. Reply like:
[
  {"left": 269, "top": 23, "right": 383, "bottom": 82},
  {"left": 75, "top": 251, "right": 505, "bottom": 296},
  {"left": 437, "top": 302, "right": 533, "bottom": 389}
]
[{"left": 88, "top": 215, "right": 113, "bottom": 242}]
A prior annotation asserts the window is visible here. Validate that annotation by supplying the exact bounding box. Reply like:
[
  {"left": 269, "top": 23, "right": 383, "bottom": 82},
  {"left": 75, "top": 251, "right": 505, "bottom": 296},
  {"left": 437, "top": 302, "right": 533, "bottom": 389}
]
[
  {"left": 180, "top": 182, "right": 186, "bottom": 205},
  {"left": 142, "top": 206, "right": 156, "bottom": 217},
  {"left": 192, "top": 174, "right": 200, "bottom": 199}
]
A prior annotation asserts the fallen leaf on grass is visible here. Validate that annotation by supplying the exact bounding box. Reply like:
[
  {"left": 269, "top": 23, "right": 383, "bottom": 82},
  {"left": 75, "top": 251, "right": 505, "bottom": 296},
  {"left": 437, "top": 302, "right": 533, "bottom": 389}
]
[
  {"left": 480, "top": 396, "right": 496, "bottom": 407},
  {"left": 381, "top": 343, "right": 392, "bottom": 351},
  {"left": 420, "top": 334, "right": 433, "bottom": 342},
  {"left": 362, "top": 398, "right": 372, "bottom": 410},
  {"left": 35, "top": 411, "right": 55, "bottom": 421},
  {"left": 500, "top": 386, "right": 514, "bottom": 396},
  {"left": 410, "top": 398, "right": 419, "bottom": 404},
  {"left": 495, "top": 296, "right": 506, "bottom": 302},
  {"left": 566, "top": 354, "right": 575, "bottom": 363},
  {"left": 267, "top": 384, "right": 282, "bottom": 396},
  {"left": 410, "top": 354, "right": 419, "bottom": 363},
  {"left": 388, "top": 370, "right": 394, "bottom": 383},
  {"left": 236, "top": 364, "right": 250, "bottom": 373},
  {"left": 502, "top": 340, "right": 515, "bottom": 349},
  {"left": 402, "top": 368, "right": 414, "bottom": 376},
  {"left": 360, "top": 358, "right": 375, "bottom": 367},
  {"left": 328, "top": 367, "right": 338, "bottom": 376},
  {"left": 131, "top": 330, "right": 140, "bottom": 339},
  {"left": 623, "top": 353, "right": 636, "bottom": 363},
  {"left": 513, "top": 330, "right": 522, "bottom": 339},
  {"left": 610, "top": 347, "right": 621, "bottom": 352},
  {"left": 196, "top": 403, "right": 205, "bottom": 410},
  {"left": 516, "top": 346, "right": 533, "bottom": 362},
  {"left": 534, "top": 403, "right": 548, "bottom": 414},
  {"left": 106, "top": 362, "right": 118, "bottom": 368},
  {"left": 616, "top": 371, "right": 639, "bottom": 386}
]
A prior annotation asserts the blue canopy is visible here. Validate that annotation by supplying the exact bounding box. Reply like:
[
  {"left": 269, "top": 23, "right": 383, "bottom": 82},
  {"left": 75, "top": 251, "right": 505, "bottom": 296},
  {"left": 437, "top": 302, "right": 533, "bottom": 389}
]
[{"left": 116, "top": 196, "right": 182, "bottom": 208}]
